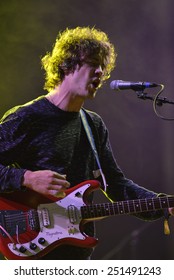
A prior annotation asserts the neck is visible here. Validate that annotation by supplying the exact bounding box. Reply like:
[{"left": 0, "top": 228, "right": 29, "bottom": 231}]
[{"left": 46, "top": 85, "right": 84, "bottom": 112}]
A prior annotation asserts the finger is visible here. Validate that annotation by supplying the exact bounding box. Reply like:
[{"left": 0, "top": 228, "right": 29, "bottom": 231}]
[
  {"left": 54, "top": 191, "right": 66, "bottom": 198},
  {"left": 51, "top": 178, "right": 70, "bottom": 188},
  {"left": 48, "top": 182, "right": 70, "bottom": 192},
  {"left": 169, "top": 208, "right": 174, "bottom": 216},
  {"left": 53, "top": 172, "right": 67, "bottom": 179},
  {"left": 50, "top": 190, "right": 66, "bottom": 198}
]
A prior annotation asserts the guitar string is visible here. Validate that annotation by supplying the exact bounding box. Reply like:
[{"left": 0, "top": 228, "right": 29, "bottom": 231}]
[
  {"left": 81, "top": 197, "right": 172, "bottom": 216},
  {"left": 3, "top": 212, "right": 36, "bottom": 224},
  {"left": 2, "top": 197, "right": 173, "bottom": 223},
  {"left": 0, "top": 225, "right": 16, "bottom": 244},
  {"left": 4, "top": 209, "right": 37, "bottom": 220}
]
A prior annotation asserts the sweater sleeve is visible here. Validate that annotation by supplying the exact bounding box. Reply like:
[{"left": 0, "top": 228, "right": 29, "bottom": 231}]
[{"left": 0, "top": 113, "right": 27, "bottom": 192}]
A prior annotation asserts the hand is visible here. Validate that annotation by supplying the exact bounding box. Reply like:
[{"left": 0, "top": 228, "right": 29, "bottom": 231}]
[
  {"left": 22, "top": 170, "right": 70, "bottom": 197},
  {"left": 168, "top": 208, "right": 174, "bottom": 216}
]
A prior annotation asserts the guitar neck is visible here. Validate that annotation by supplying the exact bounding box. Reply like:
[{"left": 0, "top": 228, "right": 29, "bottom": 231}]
[{"left": 81, "top": 196, "right": 174, "bottom": 220}]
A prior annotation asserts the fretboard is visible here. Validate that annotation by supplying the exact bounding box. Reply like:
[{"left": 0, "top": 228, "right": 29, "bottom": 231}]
[{"left": 81, "top": 196, "right": 174, "bottom": 220}]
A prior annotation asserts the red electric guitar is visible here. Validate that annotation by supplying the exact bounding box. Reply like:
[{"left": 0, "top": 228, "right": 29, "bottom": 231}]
[{"left": 0, "top": 180, "right": 173, "bottom": 259}]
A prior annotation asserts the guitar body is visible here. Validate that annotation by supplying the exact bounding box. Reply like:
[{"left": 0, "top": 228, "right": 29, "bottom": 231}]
[
  {"left": 0, "top": 180, "right": 100, "bottom": 260},
  {"left": 1, "top": 179, "right": 174, "bottom": 260}
]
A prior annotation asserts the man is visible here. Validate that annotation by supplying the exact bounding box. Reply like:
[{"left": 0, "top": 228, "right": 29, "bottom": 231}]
[{"left": 0, "top": 27, "right": 173, "bottom": 260}]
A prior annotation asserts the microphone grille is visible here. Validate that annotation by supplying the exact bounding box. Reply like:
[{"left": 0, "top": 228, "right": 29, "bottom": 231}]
[{"left": 110, "top": 80, "right": 120, "bottom": 90}]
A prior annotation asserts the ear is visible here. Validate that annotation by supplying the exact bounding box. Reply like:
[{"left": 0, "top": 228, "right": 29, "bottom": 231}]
[{"left": 75, "top": 64, "right": 81, "bottom": 71}]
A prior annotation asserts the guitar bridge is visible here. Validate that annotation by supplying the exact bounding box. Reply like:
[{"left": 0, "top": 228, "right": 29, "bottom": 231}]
[
  {"left": 28, "top": 209, "right": 40, "bottom": 231},
  {"left": 0, "top": 210, "right": 26, "bottom": 237}
]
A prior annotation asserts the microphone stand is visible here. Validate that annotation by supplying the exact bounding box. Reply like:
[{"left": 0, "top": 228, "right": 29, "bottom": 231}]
[
  {"left": 135, "top": 85, "right": 174, "bottom": 120},
  {"left": 136, "top": 91, "right": 174, "bottom": 106}
]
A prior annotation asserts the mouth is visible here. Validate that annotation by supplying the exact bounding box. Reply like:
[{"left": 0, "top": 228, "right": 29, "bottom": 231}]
[{"left": 91, "top": 78, "right": 101, "bottom": 89}]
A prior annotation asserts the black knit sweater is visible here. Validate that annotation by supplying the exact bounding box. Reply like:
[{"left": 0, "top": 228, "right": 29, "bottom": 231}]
[{"left": 0, "top": 96, "right": 165, "bottom": 259}]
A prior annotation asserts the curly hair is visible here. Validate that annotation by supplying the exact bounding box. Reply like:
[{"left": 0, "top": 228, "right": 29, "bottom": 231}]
[{"left": 41, "top": 26, "right": 117, "bottom": 91}]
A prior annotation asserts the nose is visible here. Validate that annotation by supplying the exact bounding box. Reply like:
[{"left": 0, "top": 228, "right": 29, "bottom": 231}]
[{"left": 95, "top": 65, "right": 103, "bottom": 77}]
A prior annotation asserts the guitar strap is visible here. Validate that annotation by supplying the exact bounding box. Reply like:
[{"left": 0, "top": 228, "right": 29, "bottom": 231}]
[{"left": 80, "top": 109, "right": 107, "bottom": 193}]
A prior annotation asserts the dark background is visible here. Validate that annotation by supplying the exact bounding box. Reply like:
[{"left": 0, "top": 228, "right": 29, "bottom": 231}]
[{"left": 0, "top": 0, "right": 174, "bottom": 259}]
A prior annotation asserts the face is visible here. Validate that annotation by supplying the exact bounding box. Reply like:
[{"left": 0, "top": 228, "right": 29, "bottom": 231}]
[{"left": 65, "top": 61, "right": 104, "bottom": 99}]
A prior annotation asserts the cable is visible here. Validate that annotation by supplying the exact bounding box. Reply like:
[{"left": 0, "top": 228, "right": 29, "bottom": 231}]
[{"left": 153, "top": 84, "right": 174, "bottom": 121}]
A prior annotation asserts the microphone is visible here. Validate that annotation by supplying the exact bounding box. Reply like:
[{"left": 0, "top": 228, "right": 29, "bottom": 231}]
[{"left": 110, "top": 80, "right": 159, "bottom": 91}]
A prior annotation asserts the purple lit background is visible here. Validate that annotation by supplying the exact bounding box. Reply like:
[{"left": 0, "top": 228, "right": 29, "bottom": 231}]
[{"left": 0, "top": 0, "right": 174, "bottom": 259}]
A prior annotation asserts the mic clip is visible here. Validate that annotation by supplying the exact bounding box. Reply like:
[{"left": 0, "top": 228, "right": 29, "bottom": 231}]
[{"left": 136, "top": 91, "right": 172, "bottom": 107}]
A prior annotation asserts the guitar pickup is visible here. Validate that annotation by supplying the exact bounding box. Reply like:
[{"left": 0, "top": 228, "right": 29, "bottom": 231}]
[
  {"left": 40, "top": 208, "right": 50, "bottom": 227},
  {"left": 68, "top": 205, "right": 80, "bottom": 224}
]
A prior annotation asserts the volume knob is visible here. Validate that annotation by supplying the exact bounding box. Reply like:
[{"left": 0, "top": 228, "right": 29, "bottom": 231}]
[
  {"left": 19, "top": 246, "right": 27, "bottom": 253},
  {"left": 30, "top": 242, "right": 37, "bottom": 250},
  {"left": 38, "top": 237, "right": 46, "bottom": 244}
]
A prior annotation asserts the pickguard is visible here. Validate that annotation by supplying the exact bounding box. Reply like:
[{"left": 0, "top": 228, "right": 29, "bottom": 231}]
[{"left": 8, "top": 183, "right": 90, "bottom": 257}]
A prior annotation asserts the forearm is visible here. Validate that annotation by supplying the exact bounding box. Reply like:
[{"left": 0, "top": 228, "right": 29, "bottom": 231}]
[{"left": 0, "top": 163, "right": 27, "bottom": 192}]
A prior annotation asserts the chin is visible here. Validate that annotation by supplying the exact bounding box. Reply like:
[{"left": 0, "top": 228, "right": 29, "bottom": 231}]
[
  {"left": 88, "top": 92, "right": 96, "bottom": 99},
  {"left": 88, "top": 88, "right": 97, "bottom": 98}
]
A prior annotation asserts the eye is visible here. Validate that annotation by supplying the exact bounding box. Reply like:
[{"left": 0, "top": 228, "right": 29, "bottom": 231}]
[{"left": 87, "top": 61, "right": 98, "bottom": 68}]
